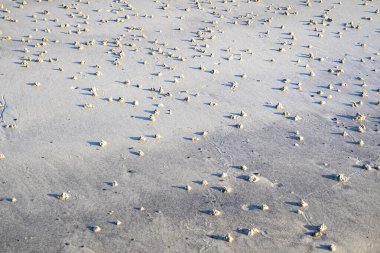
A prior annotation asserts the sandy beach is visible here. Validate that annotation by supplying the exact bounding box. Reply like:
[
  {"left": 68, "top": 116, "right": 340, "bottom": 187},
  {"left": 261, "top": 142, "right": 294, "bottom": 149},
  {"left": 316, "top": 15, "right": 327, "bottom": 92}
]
[{"left": 0, "top": 0, "right": 379, "bottom": 252}]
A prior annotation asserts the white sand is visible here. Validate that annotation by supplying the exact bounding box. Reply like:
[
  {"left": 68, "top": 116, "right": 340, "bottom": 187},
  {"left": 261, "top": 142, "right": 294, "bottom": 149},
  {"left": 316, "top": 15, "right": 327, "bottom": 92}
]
[{"left": 0, "top": 0, "right": 379, "bottom": 252}]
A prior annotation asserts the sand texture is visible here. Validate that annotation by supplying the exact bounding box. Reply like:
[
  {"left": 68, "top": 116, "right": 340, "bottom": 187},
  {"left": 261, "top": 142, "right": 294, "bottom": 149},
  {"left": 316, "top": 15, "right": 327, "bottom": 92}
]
[{"left": 0, "top": 0, "right": 380, "bottom": 252}]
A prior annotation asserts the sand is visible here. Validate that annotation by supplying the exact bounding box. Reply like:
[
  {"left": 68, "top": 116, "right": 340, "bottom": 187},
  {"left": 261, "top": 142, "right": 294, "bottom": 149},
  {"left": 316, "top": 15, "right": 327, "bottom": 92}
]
[{"left": 0, "top": 0, "right": 379, "bottom": 252}]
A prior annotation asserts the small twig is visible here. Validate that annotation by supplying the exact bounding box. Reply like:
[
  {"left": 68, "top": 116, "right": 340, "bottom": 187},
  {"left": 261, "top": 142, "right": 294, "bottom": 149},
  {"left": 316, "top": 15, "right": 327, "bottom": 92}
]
[{"left": 0, "top": 95, "right": 7, "bottom": 123}]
